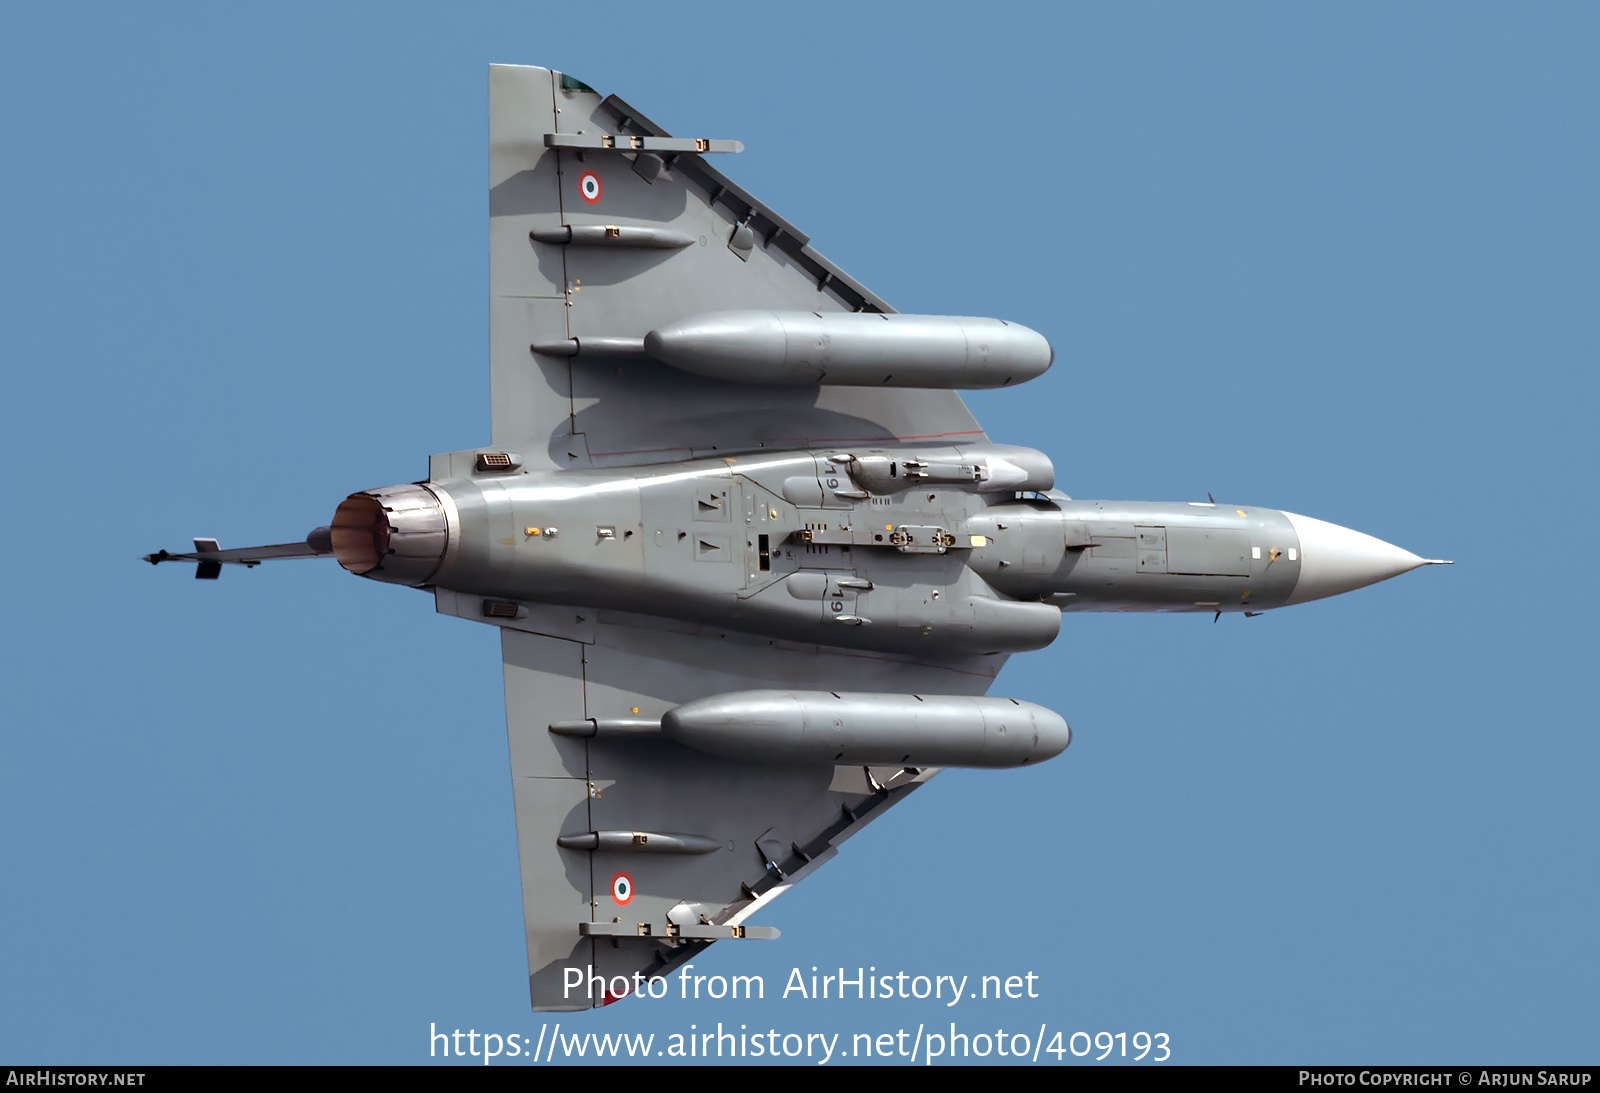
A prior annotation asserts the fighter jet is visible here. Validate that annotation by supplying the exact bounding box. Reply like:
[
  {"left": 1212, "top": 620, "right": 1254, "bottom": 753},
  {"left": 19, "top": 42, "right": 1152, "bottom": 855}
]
[{"left": 144, "top": 65, "right": 1450, "bottom": 1011}]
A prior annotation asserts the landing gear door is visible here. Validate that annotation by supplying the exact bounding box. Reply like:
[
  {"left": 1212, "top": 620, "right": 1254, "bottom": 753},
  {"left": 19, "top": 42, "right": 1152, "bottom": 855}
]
[{"left": 1136, "top": 526, "right": 1168, "bottom": 574}]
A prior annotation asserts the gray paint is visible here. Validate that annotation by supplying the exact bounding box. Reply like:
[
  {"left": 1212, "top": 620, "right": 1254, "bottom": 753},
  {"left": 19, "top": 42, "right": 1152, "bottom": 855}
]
[
  {"left": 662, "top": 691, "right": 1070, "bottom": 768},
  {"left": 530, "top": 224, "right": 697, "bottom": 249},
  {"left": 142, "top": 64, "right": 1449, "bottom": 1011},
  {"left": 645, "top": 310, "right": 1053, "bottom": 388},
  {"left": 545, "top": 74, "right": 987, "bottom": 469},
  {"left": 556, "top": 831, "right": 723, "bottom": 855}
]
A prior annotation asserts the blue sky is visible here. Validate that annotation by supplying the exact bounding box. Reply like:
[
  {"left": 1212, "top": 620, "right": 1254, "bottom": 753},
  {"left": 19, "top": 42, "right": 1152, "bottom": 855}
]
[{"left": 2, "top": 1, "right": 1596, "bottom": 1065}]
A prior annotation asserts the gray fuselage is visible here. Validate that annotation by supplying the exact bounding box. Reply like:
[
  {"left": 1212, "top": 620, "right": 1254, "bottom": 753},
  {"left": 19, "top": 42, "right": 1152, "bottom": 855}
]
[{"left": 335, "top": 445, "right": 1308, "bottom": 658}]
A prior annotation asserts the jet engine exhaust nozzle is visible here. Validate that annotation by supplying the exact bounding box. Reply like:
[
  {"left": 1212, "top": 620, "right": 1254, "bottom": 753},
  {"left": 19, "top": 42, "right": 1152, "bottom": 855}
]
[{"left": 330, "top": 484, "right": 448, "bottom": 586}]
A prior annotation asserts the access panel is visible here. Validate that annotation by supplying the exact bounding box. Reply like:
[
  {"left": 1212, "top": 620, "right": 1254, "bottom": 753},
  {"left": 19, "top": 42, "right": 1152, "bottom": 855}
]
[{"left": 1166, "top": 528, "right": 1251, "bottom": 576}]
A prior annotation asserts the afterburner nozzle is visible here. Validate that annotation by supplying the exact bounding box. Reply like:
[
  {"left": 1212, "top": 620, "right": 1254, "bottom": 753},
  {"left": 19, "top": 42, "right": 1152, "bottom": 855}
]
[{"left": 330, "top": 484, "right": 448, "bottom": 586}]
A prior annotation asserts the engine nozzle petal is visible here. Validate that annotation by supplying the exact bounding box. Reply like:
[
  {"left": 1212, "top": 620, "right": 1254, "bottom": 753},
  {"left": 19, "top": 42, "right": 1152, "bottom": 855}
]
[{"left": 330, "top": 484, "right": 447, "bottom": 586}]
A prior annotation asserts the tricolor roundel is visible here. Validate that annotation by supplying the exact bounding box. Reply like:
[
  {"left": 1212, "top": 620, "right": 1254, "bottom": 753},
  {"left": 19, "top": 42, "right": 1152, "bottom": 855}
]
[{"left": 610, "top": 872, "right": 633, "bottom": 905}]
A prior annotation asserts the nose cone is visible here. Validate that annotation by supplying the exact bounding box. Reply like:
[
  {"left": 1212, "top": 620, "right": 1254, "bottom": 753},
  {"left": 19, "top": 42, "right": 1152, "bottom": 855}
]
[{"left": 1282, "top": 512, "right": 1447, "bottom": 605}]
